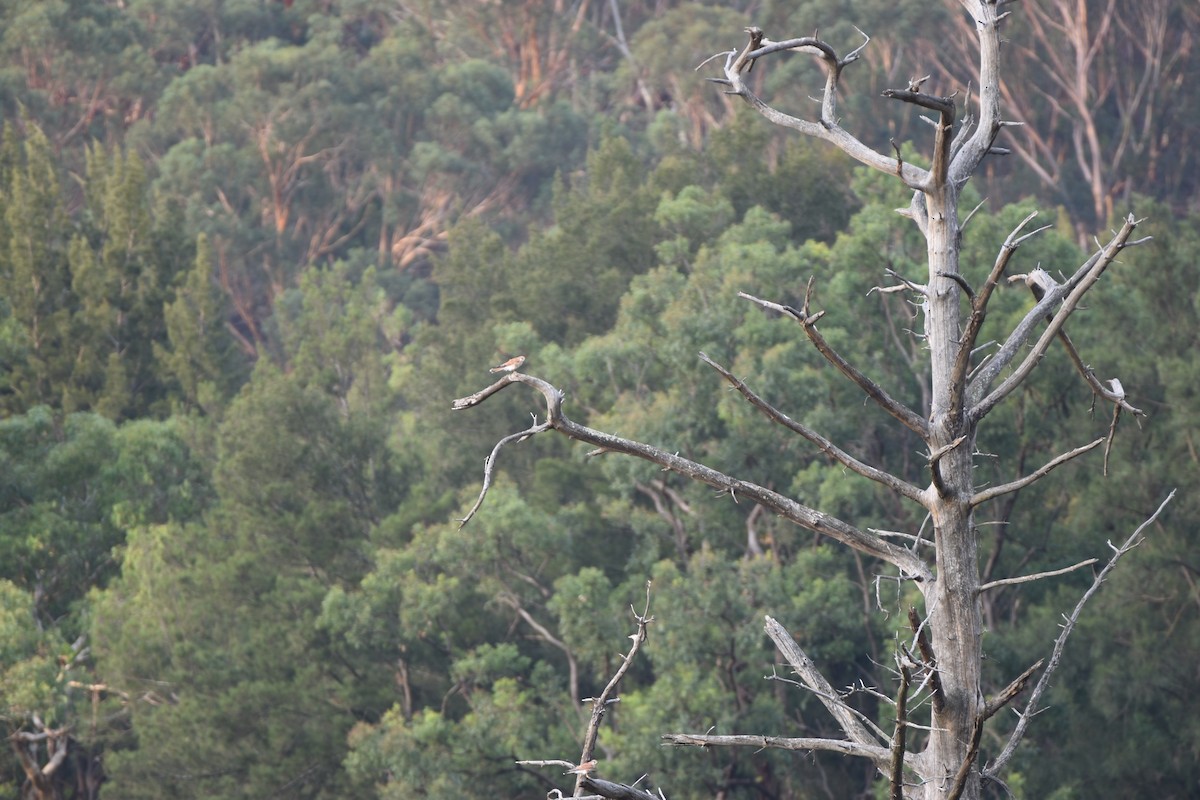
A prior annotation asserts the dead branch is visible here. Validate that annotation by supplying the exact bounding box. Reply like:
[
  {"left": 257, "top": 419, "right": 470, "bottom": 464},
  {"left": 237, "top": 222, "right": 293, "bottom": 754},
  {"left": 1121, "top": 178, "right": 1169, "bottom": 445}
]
[
  {"left": 764, "top": 616, "right": 890, "bottom": 759},
  {"left": 573, "top": 584, "right": 654, "bottom": 796},
  {"left": 453, "top": 373, "right": 931, "bottom": 579},
  {"left": 950, "top": 211, "right": 1050, "bottom": 414},
  {"left": 881, "top": 86, "right": 956, "bottom": 188},
  {"left": 984, "top": 490, "right": 1176, "bottom": 778},
  {"left": 888, "top": 656, "right": 913, "bottom": 799},
  {"left": 660, "top": 732, "right": 891, "bottom": 762},
  {"left": 516, "top": 583, "right": 655, "bottom": 799},
  {"left": 928, "top": 435, "right": 968, "bottom": 498},
  {"left": 738, "top": 291, "right": 930, "bottom": 439},
  {"left": 968, "top": 214, "right": 1147, "bottom": 422},
  {"left": 579, "top": 776, "right": 661, "bottom": 800},
  {"left": 711, "top": 27, "right": 930, "bottom": 189},
  {"left": 946, "top": 2, "right": 1006, "bottom": 187},
  {"left": 457, "top": 415, "right": 553, "bottom": 528},
  {"left": 977, "top": 559, "right": 1099, "bottom": 593},
  {"left": 699, "top": 352, "right": 927, "bottom": 506},
  {"left": 946, "top": 711, "right": 984, "bottom": 800},
  {"left": 969, "top": 438, "right": 1104, "bottom": 508},
  {"left": 1056, "top": 329, "right": 1143, "bottom": 418},
  {"left": 982, "top": 659, "right": 1044, "bottom": 720},
  {"left": 906, "top": 607, "right": 945, "bottom": 714}
]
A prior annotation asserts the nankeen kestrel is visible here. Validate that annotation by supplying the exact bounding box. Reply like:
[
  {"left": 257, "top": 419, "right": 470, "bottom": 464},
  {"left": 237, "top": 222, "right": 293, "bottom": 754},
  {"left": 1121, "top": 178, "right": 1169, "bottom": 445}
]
[
  {"left": 565, "top": 759, "right": 597, "bottom": 776},
  {"left": 489, "top": 355, "right": 527, "bottom": 373}
]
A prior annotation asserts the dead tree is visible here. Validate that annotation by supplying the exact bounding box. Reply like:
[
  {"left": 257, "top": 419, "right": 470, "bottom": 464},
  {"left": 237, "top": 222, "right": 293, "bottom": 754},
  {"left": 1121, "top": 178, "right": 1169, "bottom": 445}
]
[{"left": 454, "top": 2, "right": 1171, "bottom": 798}]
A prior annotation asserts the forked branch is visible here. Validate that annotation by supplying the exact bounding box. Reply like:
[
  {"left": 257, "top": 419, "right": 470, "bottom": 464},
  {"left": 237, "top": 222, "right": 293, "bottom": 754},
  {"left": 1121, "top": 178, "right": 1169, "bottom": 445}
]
[
  {"left": 969, "top": 214, "right": 1148, "bottom": 422},
  {"left": 711, "top": 27, "right": 929, "bottom": 188},
  {"left": 949, "top": 211, "right": 1050, "bottom": 414},
  {"left": 764, "top": 616, "right": 891, "bottom": 756}
]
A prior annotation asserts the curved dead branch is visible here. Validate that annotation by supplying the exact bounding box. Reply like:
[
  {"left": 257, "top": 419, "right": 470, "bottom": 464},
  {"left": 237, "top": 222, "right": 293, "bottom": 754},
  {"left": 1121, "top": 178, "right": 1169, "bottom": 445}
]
[
  {"left": 453, "top": 373, "right": 931, "bottom": 579},
  {"left": 711, "top": 28, "right": 929, "bottom": 189}
]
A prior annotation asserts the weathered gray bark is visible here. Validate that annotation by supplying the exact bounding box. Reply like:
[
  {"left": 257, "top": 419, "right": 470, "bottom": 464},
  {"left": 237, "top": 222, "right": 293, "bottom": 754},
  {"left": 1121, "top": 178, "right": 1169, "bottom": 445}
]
[{"left": 454, "top": 2, "right": 1164, "bottom": 797}]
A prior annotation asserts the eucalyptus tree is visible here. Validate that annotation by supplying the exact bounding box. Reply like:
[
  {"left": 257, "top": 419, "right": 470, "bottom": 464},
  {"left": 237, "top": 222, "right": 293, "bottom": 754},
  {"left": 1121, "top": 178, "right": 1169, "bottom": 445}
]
[{"left": 453, "top": 3, "right": 1170, "bottom": 798}]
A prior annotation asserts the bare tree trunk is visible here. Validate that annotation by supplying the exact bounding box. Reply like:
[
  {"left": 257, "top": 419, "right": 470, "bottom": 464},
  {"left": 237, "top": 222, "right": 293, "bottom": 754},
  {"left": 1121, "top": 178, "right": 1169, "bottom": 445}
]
[{"left": 454, "top": 2, "right": 1168, "bottom": 798}]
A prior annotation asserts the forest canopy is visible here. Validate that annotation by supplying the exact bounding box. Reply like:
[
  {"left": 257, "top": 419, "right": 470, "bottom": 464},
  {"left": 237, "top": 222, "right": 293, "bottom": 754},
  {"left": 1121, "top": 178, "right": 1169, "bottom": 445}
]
[{"left": 0, "top": 1, "right": 1196, "bottom": 798}]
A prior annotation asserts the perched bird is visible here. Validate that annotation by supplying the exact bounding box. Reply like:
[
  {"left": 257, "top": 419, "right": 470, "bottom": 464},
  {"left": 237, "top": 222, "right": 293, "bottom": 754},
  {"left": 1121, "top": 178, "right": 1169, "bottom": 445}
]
[
  {"left": 489, "top": 355, "right": 527, "bottom": 373},
  {"left": 565, "top": 759, "right": 597, "bottom": 776}
]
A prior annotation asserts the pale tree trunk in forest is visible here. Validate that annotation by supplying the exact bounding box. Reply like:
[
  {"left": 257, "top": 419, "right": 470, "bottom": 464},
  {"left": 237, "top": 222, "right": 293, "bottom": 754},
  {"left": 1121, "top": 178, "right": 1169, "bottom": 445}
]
[{"left": 454, "top": 2, "right": 1171, "bottom": 798}]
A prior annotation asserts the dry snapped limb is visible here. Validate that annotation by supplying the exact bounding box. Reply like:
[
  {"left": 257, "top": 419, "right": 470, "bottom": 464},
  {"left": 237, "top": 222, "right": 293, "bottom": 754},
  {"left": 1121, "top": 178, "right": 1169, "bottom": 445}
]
[
  {"left": 888, "top": 654, "right": 914, "bottom": 800},
  {"left": 968, "top": 213, "right": 1151, "bottom": 423},
  {"left": 906, "top": 606, "right": 945, "bottom": 715},
  {"left": 452, "top": 372, "right": 931, "bottom": 580},
  {"left": 984, "top": 490, "right": 1176, "bottom": 780}
]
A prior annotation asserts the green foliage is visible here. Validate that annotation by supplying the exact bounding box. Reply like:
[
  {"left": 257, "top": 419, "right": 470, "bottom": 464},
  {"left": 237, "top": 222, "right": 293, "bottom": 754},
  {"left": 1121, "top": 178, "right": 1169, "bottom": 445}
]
[
  {"left": 0, "top": 408, "right": 204, "bottom": 624},
  {"left": 0, "top": 3, "right": 1193, "bottom": 798},
  {"left": 155, "top": 234, "right": 246, "bottom": 414}
]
